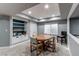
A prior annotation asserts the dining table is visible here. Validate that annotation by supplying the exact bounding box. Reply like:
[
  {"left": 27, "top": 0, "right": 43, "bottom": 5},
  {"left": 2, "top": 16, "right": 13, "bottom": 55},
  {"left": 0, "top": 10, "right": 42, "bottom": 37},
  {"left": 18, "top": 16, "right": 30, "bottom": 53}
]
[{"left": 33, "top": 34, "right": 53, "bottom": 51}]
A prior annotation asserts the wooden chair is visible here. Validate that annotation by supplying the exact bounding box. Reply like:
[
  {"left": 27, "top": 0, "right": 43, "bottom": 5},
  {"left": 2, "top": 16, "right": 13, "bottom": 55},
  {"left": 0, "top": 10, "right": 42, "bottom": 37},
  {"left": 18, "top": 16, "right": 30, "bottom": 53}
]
[
  {"left": 30, "top": 37, "right": 43, "bottom": 56},
  {"left": 44, "top": 37, "right": 56, "bottom": 52}
]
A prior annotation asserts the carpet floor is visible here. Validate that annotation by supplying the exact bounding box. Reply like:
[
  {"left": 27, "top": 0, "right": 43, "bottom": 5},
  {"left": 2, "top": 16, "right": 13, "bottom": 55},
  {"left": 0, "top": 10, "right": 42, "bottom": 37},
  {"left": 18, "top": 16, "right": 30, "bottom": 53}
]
[{"left": 0, "top": 40, "right": 70, "bottom": 56}]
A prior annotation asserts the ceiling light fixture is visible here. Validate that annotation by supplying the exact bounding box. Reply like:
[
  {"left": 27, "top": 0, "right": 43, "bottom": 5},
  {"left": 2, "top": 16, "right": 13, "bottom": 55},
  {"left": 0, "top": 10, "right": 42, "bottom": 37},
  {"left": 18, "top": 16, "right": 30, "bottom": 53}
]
[
  {"left": 52, "top": 14, "right": 56, "bottom": 17},
  {"left": 40, "top": 19, "right": 45, "bottom": 21},
  {"left": 50, "top": 17, "right": 61, "bottom": 20},
  {"left": 44, "top": 4, "right": 49, "bottom": 9},
  {"left": 28, "top": 11, "right": 32, "bottom": 15},
  {"left": 52, "top": 14, "right": 60, "bottom": 17}
]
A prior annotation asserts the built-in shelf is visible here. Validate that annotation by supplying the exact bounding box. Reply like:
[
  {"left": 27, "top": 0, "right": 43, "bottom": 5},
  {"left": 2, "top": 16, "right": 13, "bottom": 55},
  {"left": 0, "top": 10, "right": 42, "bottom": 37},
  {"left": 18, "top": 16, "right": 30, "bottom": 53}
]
[
  {"left": 13, "top": 26, "right": 24, "bottom": 28},
  {"left": 13, "top": 22, "right": 24, "bottom": 25},
  {"left": 13, "top": 19, "right": 25, "bottom": 36},
  {"left": 13, "top": 30, "right": 24, "bottom": 31},
  {"left": 13, "top": 23, "right": 24, "bottom": 26}
]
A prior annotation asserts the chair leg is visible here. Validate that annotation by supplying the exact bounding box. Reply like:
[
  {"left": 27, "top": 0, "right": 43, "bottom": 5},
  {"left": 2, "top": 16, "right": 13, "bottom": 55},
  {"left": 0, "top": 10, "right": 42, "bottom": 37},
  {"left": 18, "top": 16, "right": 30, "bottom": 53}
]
[
  {"left": 36, "top": 45, "right": 43, "bottom": 56},
  {"left": 61, "top": 38, "right": 63, "bottom": 45},
  {"left": 57, "top": 37, "right": 58, "bottom": 43},
  {"left": 36, "top": 47, "right": 39, "bottom": 56},
  {"left": 30, "top": 45, "right": 32, "bottom": 52},
  {"left": 65, "top": 38, "right": 67, "bottom": 45}
]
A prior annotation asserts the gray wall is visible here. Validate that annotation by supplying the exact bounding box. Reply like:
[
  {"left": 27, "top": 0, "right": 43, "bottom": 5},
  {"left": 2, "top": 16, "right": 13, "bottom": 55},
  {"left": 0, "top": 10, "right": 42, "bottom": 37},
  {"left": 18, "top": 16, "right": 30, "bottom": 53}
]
[
  {"left": 69, "top": 34, "right": 79, "bottom": 56},
  {"left": 37, "top": 24, "right": 44, "bottom": 34},
  {"left": 0, "top": 15, "right": 10, "bottom": 46},
  {"left": 37, "top": 20, "right": 67, "bottom": 35},
  {"left": 58, "top": 24, "right": 67, "bottom": 35},
  {"left": 69, "top": 18, "right": 79, "bottom": 56},
  {"left": 70, "top": 18, "right": 79, "bottom": 35}
]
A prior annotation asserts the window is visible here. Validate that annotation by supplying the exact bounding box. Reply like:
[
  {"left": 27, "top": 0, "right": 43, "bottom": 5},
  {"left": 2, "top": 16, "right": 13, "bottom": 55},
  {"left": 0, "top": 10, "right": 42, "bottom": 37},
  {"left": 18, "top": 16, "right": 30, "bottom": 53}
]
[
  {"left": 44, "top": 24, "right": 51, "bottom": 34},
  {"left": 51, "top": 24, "right": 58, "bottom": 35},
  {"left": 44, "top": 24, "right": 58, "bottom": 35}
]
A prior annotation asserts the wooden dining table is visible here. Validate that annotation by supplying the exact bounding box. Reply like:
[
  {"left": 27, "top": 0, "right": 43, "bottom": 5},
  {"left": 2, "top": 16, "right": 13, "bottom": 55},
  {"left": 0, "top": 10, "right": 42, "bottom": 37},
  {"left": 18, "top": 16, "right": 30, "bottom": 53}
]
[
  {"left": 33, "top": 34, "right": 53, "bottom": 41},
  {"left": 33, "top": 34, "right": 53, "bottom": 51},
  {"left": 37, "top": 35, "right": 52, "bottom": 40}
]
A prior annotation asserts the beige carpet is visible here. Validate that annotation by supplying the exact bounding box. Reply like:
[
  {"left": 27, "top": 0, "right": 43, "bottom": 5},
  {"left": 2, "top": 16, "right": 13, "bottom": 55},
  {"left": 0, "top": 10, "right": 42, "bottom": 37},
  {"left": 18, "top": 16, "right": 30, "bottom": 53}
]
[
  {"left": 0, "top": 40, "right": 70, "bottom": 56},
  {"left": 0, "top": 40, "right": 31, "bottom": 56},
  {"left": 31, "top": 44, "right": 70, "bottom": 56}
]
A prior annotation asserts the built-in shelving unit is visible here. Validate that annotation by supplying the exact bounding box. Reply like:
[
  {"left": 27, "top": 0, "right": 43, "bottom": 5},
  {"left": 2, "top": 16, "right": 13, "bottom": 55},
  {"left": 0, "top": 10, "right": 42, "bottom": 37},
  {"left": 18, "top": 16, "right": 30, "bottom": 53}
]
[
  {"left": 13, "top": 19, "right": 25, "bottom": 36},
  {"left": 11, "top": 17, "right": 29, "bottom": 44}
]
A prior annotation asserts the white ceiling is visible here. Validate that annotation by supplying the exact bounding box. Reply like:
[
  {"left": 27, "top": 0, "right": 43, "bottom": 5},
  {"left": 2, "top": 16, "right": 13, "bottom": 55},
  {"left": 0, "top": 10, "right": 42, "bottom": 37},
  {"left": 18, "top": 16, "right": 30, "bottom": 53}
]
[
  {"left": 22, "top": 3, "right": 60, "bottom": 19},
  {"left": 0, "top": 3, "right": 38, "bottom": 16},
  {"left": 71, "top": 4, "right": 79, "bottom": 18},
  {"left": 59, "top": 3, "right": 72, "bottom": 19},
  {"left": 0, "top": 3, "right": 72, "bottom": 22}
]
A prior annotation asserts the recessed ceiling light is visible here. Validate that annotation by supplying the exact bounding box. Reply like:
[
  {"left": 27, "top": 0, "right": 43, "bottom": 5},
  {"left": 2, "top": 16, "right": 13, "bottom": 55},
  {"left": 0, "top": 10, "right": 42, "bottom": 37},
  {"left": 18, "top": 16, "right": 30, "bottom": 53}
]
[
  {"left": 40, "top": 19, "right": 45, "bottom": 21},
  {"left": 52, "top": 14, "right": 60, "bottom": 17},
  {"left": 50, "top": 17, "right": 61, "bottom": 20},
  {"left": 44, "top": 4, "right": 49, "bottom": 9},
  {"left": 52, "top": 14, "right": 56, "bottom": 17},
  {"left": 28, "top": 11, "right": 32, "bottom": 14},
  {"left": 39, "top": 17, "right": 43, "bottom": 19}
]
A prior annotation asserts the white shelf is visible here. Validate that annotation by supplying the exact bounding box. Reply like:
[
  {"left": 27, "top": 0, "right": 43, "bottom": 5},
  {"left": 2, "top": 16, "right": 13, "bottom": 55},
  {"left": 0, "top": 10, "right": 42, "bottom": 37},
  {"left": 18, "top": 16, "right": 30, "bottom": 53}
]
[
  {"left": 13, "top": 26, "right": 24, "bottom": 28},
  {"left": 13, "top": 22, "right": 24, "bottom": 24},
  {"left": 12, "top": 35, "right": 28, "bottom": 44}
]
